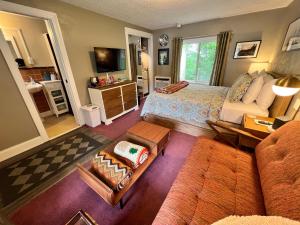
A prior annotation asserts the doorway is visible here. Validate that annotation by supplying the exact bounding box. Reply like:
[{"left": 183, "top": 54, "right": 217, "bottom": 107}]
[
  {"left": 0, "top": 11, "right": 79, "bottom": 139},
  {"left": 125, "top": 28, "right": 154, "bottom": 98},
  {"left": 0, "top": 1, "right": 84, "bottom": 162}
]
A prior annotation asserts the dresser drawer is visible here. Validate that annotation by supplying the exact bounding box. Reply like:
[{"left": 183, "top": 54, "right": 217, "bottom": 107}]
[
  {"left": 122, "top": 84, "right": 137, "bottom": 110},
  {"left": 102, "top": 87, "right": 122, "bottom": 103},
  {"left": 102, "top": 87, "right": 123, "bottom": 118}
]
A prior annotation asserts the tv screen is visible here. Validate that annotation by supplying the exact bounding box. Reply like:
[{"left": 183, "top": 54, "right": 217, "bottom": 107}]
[{"left": 94, "top": 47, "right": 126, "bottom": 73}]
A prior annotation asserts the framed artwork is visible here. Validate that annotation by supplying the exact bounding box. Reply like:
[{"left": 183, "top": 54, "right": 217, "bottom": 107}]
[
  {"left": 158, "top": 48, "right": 169, "bottom": 65},
  {"left": 233, "top": 40, "right": 261, "bottom": 59},
  {"left": 282, "top": 17, "right": 300, "bottom": 51}
]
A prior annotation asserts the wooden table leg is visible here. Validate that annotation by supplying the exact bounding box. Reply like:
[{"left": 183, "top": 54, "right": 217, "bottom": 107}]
[{"left": 161, "top": 149, "right": 165, "bottom": 156}]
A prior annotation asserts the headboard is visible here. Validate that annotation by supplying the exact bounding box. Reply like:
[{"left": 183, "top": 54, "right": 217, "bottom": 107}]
[{"left": 267, "top": 71, "right": 294, "bottom": 118}]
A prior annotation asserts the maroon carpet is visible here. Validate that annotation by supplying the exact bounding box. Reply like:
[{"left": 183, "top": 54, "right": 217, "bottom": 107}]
[{"left": 10, "top": 104, "right": 197, "bottom": 225}]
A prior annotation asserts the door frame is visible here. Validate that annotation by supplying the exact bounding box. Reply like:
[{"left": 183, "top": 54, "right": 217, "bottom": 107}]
[
  {"left": 0, "top": 1, "right": 83, "bottom": 162},
  {"left": 125, "top": 27, "right": 154, "bottom": 92}
]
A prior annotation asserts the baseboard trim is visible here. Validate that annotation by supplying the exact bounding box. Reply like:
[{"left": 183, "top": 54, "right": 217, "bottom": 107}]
[{"left": 0, "top": 136, "right": 45, "bottom": 162}]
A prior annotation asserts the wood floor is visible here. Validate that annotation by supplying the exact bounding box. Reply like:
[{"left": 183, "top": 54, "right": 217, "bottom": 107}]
[{"left": 43, "top": 114, "right": 79, "bottom": 138}]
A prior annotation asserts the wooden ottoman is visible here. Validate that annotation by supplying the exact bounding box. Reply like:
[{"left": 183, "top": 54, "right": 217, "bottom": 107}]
[{"left": 128, "top": 121, "right": 171, "bottom": 155}]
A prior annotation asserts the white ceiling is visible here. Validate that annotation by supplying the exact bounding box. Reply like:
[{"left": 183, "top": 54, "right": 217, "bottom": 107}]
[{"left": 61, "top": 0, "right": 294, "bottom": 30}]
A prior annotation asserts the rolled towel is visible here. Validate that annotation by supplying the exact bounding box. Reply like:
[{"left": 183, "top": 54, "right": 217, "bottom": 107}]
[
  {"left": 92, "top": 151, "right": 133, "bottom": 191},
  {"left": 114, "top": 141, "right": 149, "bottom": 168}
]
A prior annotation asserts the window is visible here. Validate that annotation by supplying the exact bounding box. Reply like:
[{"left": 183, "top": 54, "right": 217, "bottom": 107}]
[{"left": 180, "top": 36, "right": 217, "bottom": 84}]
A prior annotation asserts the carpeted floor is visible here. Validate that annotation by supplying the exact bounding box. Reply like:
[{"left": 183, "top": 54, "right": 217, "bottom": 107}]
[
  {"left": 9, "top": 103, "right": 198, "bottom": 225},
  {"left": 0, "top": 133, "right": 105, "bottom": 207}
]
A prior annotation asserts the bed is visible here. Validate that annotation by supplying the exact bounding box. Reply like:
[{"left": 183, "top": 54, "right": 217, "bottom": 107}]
[
  {"left": 141, "top": 83, "right": 273, "bottom": 136},
  {"left": 220, "top": 94, "right": 269, "bottom": 124},
  {"left": 141, "top": 84, "right": 229, "bottom": 129}
]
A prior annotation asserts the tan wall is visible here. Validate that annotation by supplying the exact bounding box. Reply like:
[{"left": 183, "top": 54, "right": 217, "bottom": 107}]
[
  {"left": 271, "top": 0, "right": 300, "bottom": 120},
  {"left": 0, "top": 51, "right": 39, "bottom": 150},
  {"left": 6, "top": 0, "right": 150, "bottom": 105},
  {"left": 153, "top": 8, "right": 287, "bottom": 86},
  {"left": 0, "top": 12, "right": 53, "bottom": 67}
]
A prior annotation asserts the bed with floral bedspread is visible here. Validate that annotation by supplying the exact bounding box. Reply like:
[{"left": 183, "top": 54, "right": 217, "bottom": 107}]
[{"left": 141, "top": 84, "right": 229, "bottom": 129}]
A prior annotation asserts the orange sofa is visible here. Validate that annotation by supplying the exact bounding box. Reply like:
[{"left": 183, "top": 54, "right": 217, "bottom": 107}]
[{"left": 152, "top": 121, "right": 300, "bottom": 225}]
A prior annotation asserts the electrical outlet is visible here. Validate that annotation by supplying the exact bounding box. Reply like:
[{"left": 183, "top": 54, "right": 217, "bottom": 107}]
[{"left": 294, "top": 98, "right": 300, "bottom": 110}]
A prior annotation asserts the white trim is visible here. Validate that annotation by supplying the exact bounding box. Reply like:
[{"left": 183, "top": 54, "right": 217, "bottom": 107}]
[
  {"left": 0, "top": 136, "right": 44, "bottom": 162},
  {"left": 0, "top": 2, "right": 84, "bottom": 120},
  {"left": 125, "top": 27, "right": 154, "bottom": 93},
  {"left": 0, "top": 1, "right": 84, "bottom": 126},
  {"left": 44, "top": 20, "right": 84, "bottom": 125},
  {"left": 0, "top": 1, "right": 84, "bottom": 160},
  {"left": 0, "top": 29, "right": 48, "bottom": 141}
]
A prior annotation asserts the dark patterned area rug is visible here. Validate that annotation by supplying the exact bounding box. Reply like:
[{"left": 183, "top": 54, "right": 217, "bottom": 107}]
[{"left": 0, "top": 132, "right": 108, "bottom": 208}]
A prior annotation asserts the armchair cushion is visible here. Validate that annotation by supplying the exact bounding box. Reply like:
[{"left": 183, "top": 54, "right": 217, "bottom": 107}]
[{"left": 255, "top": 121, "right": 300, "bottom": 221}]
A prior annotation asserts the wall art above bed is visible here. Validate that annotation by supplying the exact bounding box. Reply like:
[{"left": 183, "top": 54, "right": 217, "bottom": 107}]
[
  {"left": 233, "top": 40, "right": 261, "bottom": 59},
  {"left": 282, "top": 17, "right": 300, "bottom": 52}
]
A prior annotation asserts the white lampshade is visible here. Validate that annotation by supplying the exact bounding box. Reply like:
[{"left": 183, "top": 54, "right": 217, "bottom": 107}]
[
  {"left": 272, "top": 76, "right": 300, "bottom": 96},
  {"left": 272, "top": 85, "right": 300, "bottom": 96}
]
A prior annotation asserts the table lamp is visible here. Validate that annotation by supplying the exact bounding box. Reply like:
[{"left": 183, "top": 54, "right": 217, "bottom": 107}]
[
  {"left": 272, "top": 75, "right": 300, "bottom": 96},
  {"left": 271, "top": 75, "right": 300, "bottom": 129}
]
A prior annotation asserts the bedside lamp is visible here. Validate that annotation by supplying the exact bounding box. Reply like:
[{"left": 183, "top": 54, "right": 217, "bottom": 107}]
[
  {"left": 272, "top": 75, "right": 300, "bottom": 96},
  {"left": 271, "top": 75, "right": 300, "bottom": 129}
]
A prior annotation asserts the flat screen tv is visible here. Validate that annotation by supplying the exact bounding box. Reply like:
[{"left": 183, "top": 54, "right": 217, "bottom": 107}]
[{"left": 94, "top": 47, "right": 126, "bottom": 73}]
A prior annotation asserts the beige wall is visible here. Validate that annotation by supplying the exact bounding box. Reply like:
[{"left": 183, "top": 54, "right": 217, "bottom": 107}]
[
  {"left": 271, "top": 0, "right": 300, "bottom": 75},
  {"left": 0, "top": 12, "right": 53, "bottom": 67},
  {"left": 153, "top": 7, "right": 288, "bottom": 86},
  {"left": 6, "top": 0, "right": 150, "bottom": 105},
  {"left": 271, "top": 0, "right": 300, "bottom": 120},
  {"left": 0, "top": 51, "right": 39, "bottom": 150}
]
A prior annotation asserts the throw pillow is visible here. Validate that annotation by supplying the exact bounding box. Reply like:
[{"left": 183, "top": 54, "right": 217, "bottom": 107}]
[
  {"left": 242, "top": 75, "right": 264, "bottom": 104},
  {"left": 228, "top": 73, "right": 253, "bottom": 103},
  {"left": 259, "top": 70, "right": 274, "bottom": 83},
  {"left": 256, "top": 79, "right": 277, "bottom": 110}
]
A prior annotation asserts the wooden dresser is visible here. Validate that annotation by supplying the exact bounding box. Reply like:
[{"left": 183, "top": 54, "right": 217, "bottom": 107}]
[{"left": 88, "top": 81, "right": 138, "bottom": 125}]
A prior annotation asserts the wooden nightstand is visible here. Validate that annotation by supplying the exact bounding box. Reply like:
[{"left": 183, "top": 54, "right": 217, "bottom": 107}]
[{"left": 240, "top": 114, "right": 275, "bottom": 148}]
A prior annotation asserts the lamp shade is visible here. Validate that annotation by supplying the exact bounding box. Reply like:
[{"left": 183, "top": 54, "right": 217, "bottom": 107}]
[{"left": 272, "top": 76, "right": 300, "bottom": 96}]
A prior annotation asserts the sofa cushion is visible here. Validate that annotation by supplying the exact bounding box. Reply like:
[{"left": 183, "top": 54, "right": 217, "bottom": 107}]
[
  {"left": 255, "top": 121, "right": 300, "bottom": 221},
  {"left": 152, "top": 137, "right": 265, "bottom": 225}
]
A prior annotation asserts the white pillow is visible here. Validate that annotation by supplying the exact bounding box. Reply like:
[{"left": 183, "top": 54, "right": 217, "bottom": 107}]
[
  {"left": 242, "top": 76, "right": 264, "bottom": 104},
  {"left": 256, "top": 79, "right": 277, "bottom": 110},
  {"left": 259, "top": 70, "right": 274, "bottom": 84}
]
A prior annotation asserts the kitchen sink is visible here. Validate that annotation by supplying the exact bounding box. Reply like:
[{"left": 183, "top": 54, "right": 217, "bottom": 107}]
[{"left": 25, "top": 82, "right": 43, "bottom": 94}]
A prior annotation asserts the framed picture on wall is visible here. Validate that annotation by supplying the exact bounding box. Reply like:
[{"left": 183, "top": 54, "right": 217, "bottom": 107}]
[
  {"left": 282, "top": 17, "right": 300, "bottom": 51},
  {"left": 233, "top": 40, "right": 261, "bottom": 59},
  {"left": 158, "top": 48, "right": 169, "bottom": 65}
]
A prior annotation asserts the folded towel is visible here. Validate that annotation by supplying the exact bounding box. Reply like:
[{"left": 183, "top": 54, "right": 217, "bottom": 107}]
[
  {"left": 92, "top": 151, "right": 133, "bottom": 191},
  {"left": 114, "top": 141, "right": 149, "bottom": 169},
  {"left": 155, "top": 81, "right": 189, "bottom": 94}
]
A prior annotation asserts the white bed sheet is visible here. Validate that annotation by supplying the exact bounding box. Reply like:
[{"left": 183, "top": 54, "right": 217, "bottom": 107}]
[{"left": 220, "top": 99, "right": 269, "bottom": 124}]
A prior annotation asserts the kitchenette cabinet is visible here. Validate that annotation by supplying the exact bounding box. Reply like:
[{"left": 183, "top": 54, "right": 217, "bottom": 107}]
[{"left": 88, "top": 81, "right": 138, "bottom": 125}]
